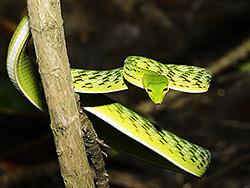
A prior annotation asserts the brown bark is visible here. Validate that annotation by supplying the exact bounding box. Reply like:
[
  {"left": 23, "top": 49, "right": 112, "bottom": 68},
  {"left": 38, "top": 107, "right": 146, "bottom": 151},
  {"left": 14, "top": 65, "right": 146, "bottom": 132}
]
[
  {"left": 76, "top": 95, "right": 109, "bottom": 188},
  {"left": 27, "top": 0, "right": 95, "bottom": 187}
]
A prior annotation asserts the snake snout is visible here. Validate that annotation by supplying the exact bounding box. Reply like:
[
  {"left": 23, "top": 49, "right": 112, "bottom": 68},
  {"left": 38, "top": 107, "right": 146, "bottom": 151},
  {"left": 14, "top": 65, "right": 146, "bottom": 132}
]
[{"left": 151, "top": 97, "right": 164, "bottom": 105}]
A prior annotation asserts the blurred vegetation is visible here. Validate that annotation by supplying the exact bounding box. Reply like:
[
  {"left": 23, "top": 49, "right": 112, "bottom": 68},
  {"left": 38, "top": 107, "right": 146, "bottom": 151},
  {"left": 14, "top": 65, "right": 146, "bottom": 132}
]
[{"left": 0, "top": 0, "right": 250, "bottom": 187}]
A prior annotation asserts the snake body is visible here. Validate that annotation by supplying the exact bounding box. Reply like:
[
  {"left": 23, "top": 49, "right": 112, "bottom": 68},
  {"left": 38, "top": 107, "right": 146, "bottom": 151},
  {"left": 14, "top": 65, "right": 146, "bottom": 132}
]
[{"left": 7, "top": 16, "right": 211, "bottom": 177}]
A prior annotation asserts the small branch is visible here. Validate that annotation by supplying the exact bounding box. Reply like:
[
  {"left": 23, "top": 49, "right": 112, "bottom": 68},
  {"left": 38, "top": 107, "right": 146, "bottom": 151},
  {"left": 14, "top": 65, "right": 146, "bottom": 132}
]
[
  {"left": 27, "top": 0, "right": 95, "bottom": 187},
  {"left": 208, "top": 37, "right": 250, "bottom": 75},
  {"left": 75, "top": 95, "right": 110, "bottom": 188}
]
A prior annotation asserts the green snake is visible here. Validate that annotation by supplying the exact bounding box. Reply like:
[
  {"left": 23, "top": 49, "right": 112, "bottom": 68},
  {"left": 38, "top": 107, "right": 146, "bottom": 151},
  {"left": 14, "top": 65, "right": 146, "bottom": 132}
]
[{"left": 6, "top": 15, "right": 212, "bottom": 177}]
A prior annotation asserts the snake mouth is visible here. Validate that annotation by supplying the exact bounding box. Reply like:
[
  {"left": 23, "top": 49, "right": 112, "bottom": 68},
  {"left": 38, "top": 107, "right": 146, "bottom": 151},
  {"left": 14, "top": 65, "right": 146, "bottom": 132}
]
[
  {"left": 151, "top": 97, "right": 164, "bottom": 105},
  {"left": 154, "top": 101, "right": 163, "bottom": 105}
]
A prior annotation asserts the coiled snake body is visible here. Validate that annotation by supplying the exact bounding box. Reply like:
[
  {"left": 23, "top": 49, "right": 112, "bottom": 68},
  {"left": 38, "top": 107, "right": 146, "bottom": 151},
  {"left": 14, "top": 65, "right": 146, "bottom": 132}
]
[{"left": 7, "top": 16, "right": 211, "bottom": 177}]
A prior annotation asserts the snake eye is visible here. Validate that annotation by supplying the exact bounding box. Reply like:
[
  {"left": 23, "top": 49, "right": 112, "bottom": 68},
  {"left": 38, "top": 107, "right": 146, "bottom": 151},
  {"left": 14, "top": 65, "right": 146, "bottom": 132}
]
[
  {"left": 163, "top": 87, "right": 169, "bottom": 92},
  {"left": 147, "top": 88, "right": 152, "bottom": 92}
]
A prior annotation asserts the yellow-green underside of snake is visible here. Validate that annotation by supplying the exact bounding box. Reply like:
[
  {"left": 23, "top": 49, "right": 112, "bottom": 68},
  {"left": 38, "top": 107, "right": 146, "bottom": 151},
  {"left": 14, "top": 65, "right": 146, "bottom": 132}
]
[{"left": 6, "top": 15, "right": 212, "bottom": 177}]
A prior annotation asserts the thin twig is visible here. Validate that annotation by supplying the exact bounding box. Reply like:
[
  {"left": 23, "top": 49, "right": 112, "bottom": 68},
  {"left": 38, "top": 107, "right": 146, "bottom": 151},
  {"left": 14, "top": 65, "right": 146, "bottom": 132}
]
[
  {"left": 76, "top": 94, "right": 110, "bottom": 188},
  {"left": 208, "top": 37, "right": 250, "bottom": 76}
]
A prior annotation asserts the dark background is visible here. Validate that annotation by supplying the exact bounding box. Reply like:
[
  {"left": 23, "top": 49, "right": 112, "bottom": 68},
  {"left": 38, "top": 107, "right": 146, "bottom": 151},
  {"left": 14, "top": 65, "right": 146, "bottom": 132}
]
[{"left": 1, "top": 0, "right": 250, "bottom": 187}]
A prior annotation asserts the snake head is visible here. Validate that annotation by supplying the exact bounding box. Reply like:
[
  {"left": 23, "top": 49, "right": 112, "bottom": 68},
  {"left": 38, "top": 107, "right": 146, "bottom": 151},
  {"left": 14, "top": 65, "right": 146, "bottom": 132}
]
[{"left": 143, "top": 70, "right": 169, "bottom": 104}]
